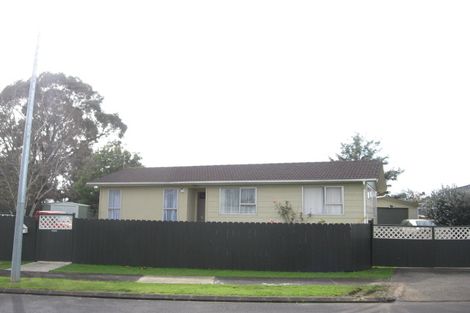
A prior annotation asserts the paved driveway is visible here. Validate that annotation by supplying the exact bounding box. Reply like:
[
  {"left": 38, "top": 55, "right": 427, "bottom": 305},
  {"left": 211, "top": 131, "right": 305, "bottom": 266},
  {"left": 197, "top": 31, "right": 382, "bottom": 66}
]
[{"left": 391, "top": 268, "right": 470, "bottom": 301}]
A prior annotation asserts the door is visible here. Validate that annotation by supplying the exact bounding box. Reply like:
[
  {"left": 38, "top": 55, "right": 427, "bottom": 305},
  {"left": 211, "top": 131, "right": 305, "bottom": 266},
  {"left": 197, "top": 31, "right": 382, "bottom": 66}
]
[
  {"left": 377, "top": 207, "right": 408, "bottom": 225},
  {"left": 197, "top": 192, "right": 206, "bottom": 222}
]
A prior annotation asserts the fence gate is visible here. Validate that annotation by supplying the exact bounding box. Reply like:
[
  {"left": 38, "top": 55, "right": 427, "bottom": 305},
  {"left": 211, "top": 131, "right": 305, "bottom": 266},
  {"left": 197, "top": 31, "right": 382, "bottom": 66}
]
[
  {"left": 36, "top": 214, "right": 74, "bottom": 261},
  {"left": 373, "top": 225, "right": 470, "bottom": 267}
]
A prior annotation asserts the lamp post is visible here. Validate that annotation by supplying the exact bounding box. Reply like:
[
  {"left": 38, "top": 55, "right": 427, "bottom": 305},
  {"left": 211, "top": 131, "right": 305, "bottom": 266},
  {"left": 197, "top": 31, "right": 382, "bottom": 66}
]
[{"left": 10, "top": 34, "right": 40, "bottom": 282}]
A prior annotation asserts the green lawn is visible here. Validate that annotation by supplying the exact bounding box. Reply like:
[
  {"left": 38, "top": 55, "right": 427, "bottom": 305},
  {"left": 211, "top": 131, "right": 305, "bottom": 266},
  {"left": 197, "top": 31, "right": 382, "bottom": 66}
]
[
  {"left": 0, "top": 261, "right": 11, "bottom": 270},
  {"left": 0, "top": 277, "right": 381, "bottom": 297},
  {"left": 53, "top": 264, "right": 393, "bottom": 280}
]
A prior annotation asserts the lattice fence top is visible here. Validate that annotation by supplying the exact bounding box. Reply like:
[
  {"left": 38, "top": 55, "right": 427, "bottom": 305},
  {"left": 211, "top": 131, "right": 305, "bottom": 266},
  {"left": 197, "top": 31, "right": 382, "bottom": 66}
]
[
  {"left": 39, "top": 215, "right": 73, "bottom": 230},
  {"left": 435, "top": 227, "right": 470, "bottom": 240},
  {"left": 373, "top": 225, "right": 433, "bottom": 240}
]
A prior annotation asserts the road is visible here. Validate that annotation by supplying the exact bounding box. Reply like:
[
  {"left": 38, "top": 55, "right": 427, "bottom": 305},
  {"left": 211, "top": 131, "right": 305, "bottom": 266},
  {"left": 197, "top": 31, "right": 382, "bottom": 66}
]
[{"left": 1, "top": 294, "right": 470, "bottom": 313}]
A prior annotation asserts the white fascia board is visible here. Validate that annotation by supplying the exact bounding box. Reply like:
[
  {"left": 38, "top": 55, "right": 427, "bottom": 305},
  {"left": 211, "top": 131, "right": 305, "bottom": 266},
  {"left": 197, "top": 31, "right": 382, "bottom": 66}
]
[{"left": 87, "top": 178, "right": 378, "bottom": 187}]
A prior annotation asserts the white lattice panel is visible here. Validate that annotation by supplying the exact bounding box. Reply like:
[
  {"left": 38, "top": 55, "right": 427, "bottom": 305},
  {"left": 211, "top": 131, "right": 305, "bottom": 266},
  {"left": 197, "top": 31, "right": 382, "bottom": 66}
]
[
  {"left": 435, "top": 227, "right": 470, "bottom": 240},
  {"left": 373, "top": 226, "right": 433, "bottom": 240},
  {"left": 39, "top": 215, "right": 73, "bottom": 230}
]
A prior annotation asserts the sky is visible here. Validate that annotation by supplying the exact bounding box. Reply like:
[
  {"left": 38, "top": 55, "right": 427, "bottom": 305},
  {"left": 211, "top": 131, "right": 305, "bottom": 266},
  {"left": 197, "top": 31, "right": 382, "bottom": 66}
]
[{"left": 1, "top": 0, "right": 469, "bottom": 195}]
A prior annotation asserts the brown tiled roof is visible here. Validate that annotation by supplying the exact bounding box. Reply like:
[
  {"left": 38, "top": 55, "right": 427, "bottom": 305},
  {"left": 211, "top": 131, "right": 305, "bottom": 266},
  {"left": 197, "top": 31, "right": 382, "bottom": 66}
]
[{"left": 89, "top": 160, "right": 384, "bottom": 185}]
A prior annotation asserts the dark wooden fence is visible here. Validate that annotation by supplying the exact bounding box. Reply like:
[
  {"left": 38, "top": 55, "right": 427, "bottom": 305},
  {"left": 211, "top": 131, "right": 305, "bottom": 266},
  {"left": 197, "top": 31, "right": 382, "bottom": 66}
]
[
  {"left": 373, "top": 225, "right": 470, "bottom": 267},
  {"left": 0, "top": 216, "right": 37, "bottom": 261},
  {"left": 0, "top": 216, "right": 371, "bottom": 272}
]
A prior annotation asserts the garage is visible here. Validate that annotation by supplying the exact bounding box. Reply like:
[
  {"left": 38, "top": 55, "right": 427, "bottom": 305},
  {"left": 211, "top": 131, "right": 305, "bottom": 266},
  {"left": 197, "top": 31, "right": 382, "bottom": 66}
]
[{"left": 376, "top": 197, "right": 418, "bottom": 225}]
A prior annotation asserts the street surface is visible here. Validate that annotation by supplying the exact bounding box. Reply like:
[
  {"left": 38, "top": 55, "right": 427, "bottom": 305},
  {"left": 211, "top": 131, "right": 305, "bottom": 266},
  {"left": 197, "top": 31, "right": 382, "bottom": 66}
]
[{"left": 1, "top": 294, "right": 470, "bottom": 313}]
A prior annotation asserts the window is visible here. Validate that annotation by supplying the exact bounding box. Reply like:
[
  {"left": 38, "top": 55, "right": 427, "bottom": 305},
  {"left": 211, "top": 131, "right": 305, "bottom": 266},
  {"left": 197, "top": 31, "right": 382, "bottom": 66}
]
[
  {"left": 303, "top": 186, "right": 343, "bottom": 215},
  {"left": 163, "top": 189, "right": 178, "bottom": 221},
  {"left": 108, "top": 189, "right": 121, "bottom": 219},
  {"left": 366, "top": 185, "right": 377, "bottom": 218},
  {"left": 220, "top": 187, "right": 256, "bottom": 214}
]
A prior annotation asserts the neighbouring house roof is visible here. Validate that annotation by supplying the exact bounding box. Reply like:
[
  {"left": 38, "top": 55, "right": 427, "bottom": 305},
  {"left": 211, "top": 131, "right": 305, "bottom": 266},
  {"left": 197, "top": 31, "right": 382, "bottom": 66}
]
[
  {"left": 457, "top": 184, "right": 470, "bottom": 193},
  {"left": 88, "top": 160, "right": 386, "bottom": 192},
  {"left": 377, "top": 196, "right": 419, "bottom": 209}
]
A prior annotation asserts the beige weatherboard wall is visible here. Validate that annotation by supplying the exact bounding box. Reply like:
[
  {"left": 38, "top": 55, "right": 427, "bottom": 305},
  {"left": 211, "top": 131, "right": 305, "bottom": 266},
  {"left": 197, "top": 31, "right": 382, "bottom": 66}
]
[{"left": 98, "top": 181, "right": 376, "bottom": 223}]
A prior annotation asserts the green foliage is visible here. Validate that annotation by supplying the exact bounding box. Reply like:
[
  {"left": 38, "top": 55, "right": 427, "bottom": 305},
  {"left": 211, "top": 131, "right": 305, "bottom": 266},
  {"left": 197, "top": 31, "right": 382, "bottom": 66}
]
[
  {"left": 331, "top": 133, "right": 404, "bottom": 187},
  {"left": 391, "top": 189, "right": 425, "bottom": 202},
  {"left": 66, "top": 141, "right": 142, "bottom": 216},
  {"left": 274, "top": 200, "right": 306, "bottom": 223},
  {"left": 423, "top": 186, "right": 470, "bottom": 226},
  {"left": 0, "top": 73, "right": 127, "bottom": 214}
]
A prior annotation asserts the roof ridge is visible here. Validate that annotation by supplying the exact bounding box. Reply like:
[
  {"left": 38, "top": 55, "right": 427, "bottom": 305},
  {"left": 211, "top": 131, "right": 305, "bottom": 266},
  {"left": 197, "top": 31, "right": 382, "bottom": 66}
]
[{"left": 132, "top": 160, "right": 381, "bottom": 170}]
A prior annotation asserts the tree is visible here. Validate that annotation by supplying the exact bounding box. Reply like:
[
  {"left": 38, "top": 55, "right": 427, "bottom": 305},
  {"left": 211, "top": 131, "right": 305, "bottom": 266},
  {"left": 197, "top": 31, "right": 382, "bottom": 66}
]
[
  {"left": 392, "top": 189, "right": 425, "bottom": 202},
  {"left": 423, "top": 186, "right": 470, "bottom": 226},
  {"left": 0, "top": 72, "right": 126, "bottom": 215},
  {"left": 331, "top": 133, "right": 404, "bottom": 185},
  {"left": 66, "top": 141, "right": 142, "bottom": 217}
]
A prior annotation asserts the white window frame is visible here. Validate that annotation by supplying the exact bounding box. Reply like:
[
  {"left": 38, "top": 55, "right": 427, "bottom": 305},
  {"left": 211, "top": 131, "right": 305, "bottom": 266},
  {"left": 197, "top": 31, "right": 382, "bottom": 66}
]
[
  {"left": 219, "top": 187, "right": 257, "bottom": 215},
  {"left": 366, "top": 184, "right": 377, "bottom": 219},
  {"left": 302, "top": 186, "right": 344, "bottom": 216},
  {"left": 163, "top": 188, "right": 178, "bottom": 221},
  {"left": 108, "top": 189, "right": 121, "bottom": 220}
]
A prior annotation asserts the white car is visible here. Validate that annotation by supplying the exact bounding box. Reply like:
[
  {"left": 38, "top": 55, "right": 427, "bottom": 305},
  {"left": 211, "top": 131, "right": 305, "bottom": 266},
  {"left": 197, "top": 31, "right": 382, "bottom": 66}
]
[{"left": 400, "top": 219, "right": 436, "bottom": 227}]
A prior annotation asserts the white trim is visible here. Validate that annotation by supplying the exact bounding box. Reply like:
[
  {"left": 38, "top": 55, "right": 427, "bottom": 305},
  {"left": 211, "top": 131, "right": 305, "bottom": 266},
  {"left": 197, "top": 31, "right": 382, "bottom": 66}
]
[
  {"left": 88, "top": 178, "right": 377, "bottom": 187},
  {"left": 162, "top": 188, "right": 178, "bottom": 221},
  {"left": 363, "top": 181, "right": 367, "bottom": 223},
  {"left": 324, "top": 186, "right": 345, "bottom": 215}
]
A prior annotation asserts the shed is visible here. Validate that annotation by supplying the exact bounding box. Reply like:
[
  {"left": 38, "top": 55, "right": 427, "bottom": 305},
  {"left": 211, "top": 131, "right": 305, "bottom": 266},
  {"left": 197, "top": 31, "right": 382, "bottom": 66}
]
[
  {"left": 43, "top": 202, "right": 91, "bottom": 219},
  {"left": 376, "top": 197, "right": 418, "bottom": 225}
]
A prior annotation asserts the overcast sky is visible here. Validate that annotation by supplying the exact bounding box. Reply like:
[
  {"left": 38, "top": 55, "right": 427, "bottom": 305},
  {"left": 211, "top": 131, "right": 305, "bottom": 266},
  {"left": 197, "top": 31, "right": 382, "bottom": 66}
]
[{"left": 1, "top": 0, "right": 469, "bottom": 194}]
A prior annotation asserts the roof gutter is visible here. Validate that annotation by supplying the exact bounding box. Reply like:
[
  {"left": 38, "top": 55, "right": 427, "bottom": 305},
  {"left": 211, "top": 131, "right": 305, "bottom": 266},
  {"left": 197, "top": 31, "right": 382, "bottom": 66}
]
[{"left": 87, "top": 178, "right": 377, "bottom": 187}]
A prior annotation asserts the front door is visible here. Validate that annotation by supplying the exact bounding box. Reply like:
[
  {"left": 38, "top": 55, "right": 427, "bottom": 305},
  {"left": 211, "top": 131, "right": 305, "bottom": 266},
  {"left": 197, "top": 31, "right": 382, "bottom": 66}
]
[{"left": 197, "top": 192, "right": 206, "bottom": 222}]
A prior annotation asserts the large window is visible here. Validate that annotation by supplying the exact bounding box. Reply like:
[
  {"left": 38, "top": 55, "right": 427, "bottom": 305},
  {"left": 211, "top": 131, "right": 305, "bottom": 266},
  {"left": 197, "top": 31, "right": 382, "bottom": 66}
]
[
  {"left": 220, "top": 187, "right": 256, "bottom": 214},
  {"left": 303, "top": 186, "right": 343, "bottom": 215},
  {"left": 108, "top": 189, "right": 121, "bottom": 219},
  {"left": 163, "top": 189, "right": 178, "bottom": 221}
]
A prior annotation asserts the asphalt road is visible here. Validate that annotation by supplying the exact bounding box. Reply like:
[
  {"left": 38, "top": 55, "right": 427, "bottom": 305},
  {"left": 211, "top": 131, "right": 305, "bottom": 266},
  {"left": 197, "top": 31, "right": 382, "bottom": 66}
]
[
  {"left": 1, "top": 294, "right": 470, "bottom": 313},
  {"left": 391, "top": 268, "right": 470, "bottom": 302}
]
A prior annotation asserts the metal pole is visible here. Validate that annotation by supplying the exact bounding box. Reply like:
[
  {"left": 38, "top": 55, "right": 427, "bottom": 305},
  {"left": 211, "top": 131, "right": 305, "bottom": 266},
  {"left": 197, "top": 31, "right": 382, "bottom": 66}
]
[{"left": 10, "top": 34, "right": 40, "bottom": 282}]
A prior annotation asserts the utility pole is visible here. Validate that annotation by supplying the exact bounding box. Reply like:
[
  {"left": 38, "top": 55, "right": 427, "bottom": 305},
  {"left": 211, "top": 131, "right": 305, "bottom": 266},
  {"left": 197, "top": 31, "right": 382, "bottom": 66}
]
[{"left": 10, "top": 35, "right": 40, "bottom": 282}]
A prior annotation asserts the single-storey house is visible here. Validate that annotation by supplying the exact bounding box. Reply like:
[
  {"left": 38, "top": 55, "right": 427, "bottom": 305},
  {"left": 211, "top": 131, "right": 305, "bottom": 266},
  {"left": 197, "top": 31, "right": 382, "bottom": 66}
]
[
  {"left": 88, "top": 160, "right": 386, "bottom": 224},
  {"left": 376, "top": 197, "right": 418, "bottom": 224}
]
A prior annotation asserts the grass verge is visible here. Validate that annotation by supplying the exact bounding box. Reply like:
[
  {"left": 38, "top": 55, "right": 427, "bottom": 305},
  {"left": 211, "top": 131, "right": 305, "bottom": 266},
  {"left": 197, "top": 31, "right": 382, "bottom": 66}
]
[
  {"left": 0, "top": 261, "right": 31, "bottom": 270},
  {"left": 0, "top": 261, "right": 11, "bottom": 270},
  {"left": 53, "top": 264, "right": 393, "bottom": 280},
  {"left": 0, "top": 277, "right": 382, "bottom": 297}
]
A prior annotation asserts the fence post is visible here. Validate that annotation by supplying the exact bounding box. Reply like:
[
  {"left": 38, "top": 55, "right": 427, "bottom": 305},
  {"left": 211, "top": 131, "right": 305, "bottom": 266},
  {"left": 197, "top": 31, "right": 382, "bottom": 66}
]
[{"left": 368, "top": 219, "right": 374, "bottom": 267}]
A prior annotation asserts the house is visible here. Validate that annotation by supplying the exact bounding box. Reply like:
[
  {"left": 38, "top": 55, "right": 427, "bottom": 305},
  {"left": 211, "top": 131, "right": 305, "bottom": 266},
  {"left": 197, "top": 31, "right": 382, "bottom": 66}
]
[
  {"left": 376, "top": 197, "right": 418, "bottom": 225},
  {"left": 87, "top": 160, "right": 386, "bottom": 224}
]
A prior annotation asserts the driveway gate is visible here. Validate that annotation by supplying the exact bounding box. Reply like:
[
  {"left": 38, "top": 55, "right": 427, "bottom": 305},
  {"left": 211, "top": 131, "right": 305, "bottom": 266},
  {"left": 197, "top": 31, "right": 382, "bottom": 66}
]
[
  {"left": 36, "top": 214, "right": 74, "bottom": 261},
  {"left": 373, "top": 225, "right": 470, "bottom": 267}
]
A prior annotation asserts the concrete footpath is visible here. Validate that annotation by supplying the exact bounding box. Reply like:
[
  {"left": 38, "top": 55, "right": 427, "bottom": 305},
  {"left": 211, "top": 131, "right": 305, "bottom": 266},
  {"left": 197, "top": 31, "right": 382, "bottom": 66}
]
[{"left": 0, "top": 261, "right": 394, "bottom": 303}]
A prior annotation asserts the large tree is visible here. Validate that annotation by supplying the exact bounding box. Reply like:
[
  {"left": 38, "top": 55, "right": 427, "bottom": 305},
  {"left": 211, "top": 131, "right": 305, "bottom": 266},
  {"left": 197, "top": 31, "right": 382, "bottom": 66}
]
[
  {"left": 0, "top": 72, "right": 126, "bottom": 215},
  {"left": 66, "top": 141, "right": 142, "bottom": 217},
  {"left": 331, "top": 134, "right": 404, "bottom": 186},
  {"left": 423, "top": 186, "right": 470, "bottom": 226}
]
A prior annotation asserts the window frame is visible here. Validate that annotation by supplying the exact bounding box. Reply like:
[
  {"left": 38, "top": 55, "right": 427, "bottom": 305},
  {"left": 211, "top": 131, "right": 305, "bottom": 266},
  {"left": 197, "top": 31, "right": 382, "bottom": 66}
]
[
  {"left": 163, "top": 188, "right": 178, "bottom": 221},
  {"left": 107, "top": 189, "right": 121, "bottom": 220},
  {"left": 219, "top": 187, "right": 257, "bottom": 215},
  {"left": 302, "top": 186, "right": 344, "bottom": 216}
]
